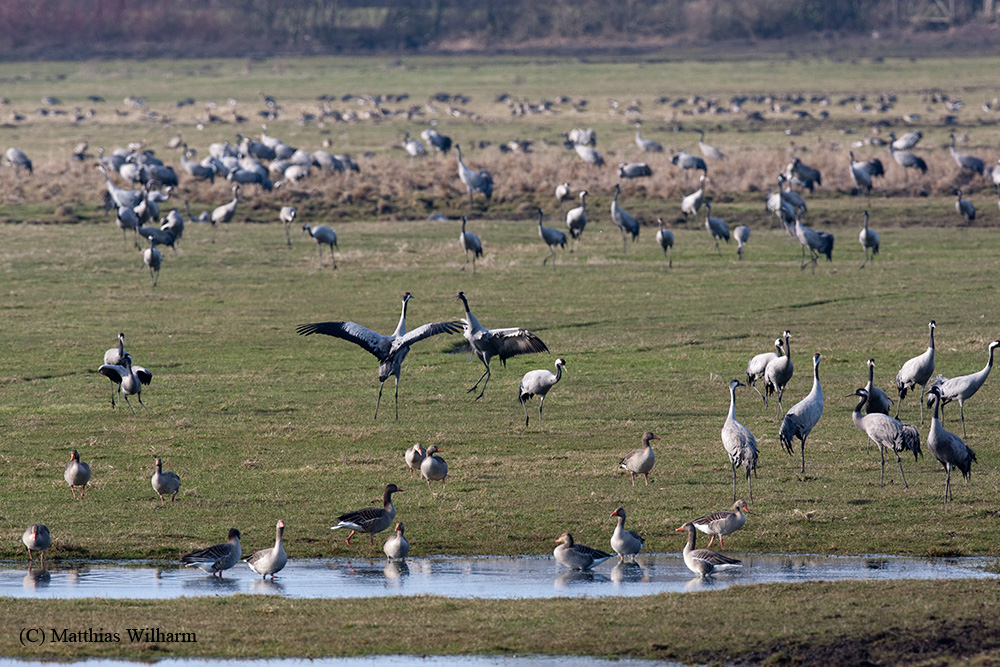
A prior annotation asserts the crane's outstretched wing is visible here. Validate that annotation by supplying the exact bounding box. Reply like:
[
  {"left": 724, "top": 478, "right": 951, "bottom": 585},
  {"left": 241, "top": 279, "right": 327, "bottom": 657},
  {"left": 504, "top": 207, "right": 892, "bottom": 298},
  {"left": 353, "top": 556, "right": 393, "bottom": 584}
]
[
  {"left": 391, "top": 320, "right": 462, "bottom": 353},
  {"left": 487, "top": 328, "right": 549, "bottom": 365},
  {"left": 296, "top": 321, "right": 392, "bottom": 360},
  {"left": 98, "top": 364, "right": 126, "bottom": 383},
  {"left": 133, "top": 366, "right": 153, "bottom": 385}
]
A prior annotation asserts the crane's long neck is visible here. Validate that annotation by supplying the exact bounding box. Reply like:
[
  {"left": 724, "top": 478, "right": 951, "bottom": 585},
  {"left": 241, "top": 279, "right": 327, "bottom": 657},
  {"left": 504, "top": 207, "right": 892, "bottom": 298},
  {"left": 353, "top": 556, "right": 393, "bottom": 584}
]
[
  {"left": 867, "top": 363, "right": 875, "bottom": 390},
  {"left": 863, "top": 213, "right": 869, "bottom": 231},
  {"left": 393, "top": 298, "right": 408, "bottom": 338},
  {"left": 930, "top": 394, "right": 942, "bottom": 424},
  {"left": 459, "top": 294, "right": 481, "bottom": 330},
  {"left": 928, "top": 325, "right": 935, "bottom": 351},
  {"left": 810, "top": 360, "right": 822, "bottom": 400},
  {"left": 727, "top": 385, "right": 738, "bottom": 422},
  {"left": 784, "top": 334, "right": 792, "bottom": 361},
  {"left": 851, "top": 394, "right": 868, "bottom": 427},
  {"left": 554, "top": 364, "right": 563, "bottom": 383}
]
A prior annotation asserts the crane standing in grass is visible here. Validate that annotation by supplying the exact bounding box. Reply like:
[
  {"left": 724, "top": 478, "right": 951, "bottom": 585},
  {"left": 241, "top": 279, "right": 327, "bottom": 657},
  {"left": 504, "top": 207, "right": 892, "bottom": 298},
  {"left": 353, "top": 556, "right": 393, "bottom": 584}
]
[
  {"left": 896, "top": 320, "right": 936, "bottom": 424},
  {"left": 925, "top": 386, "right": 977, "bottom": 503},
  {"left": 211, "top": 184, "right": 240, "bottom": 242},
  {"left": 722, "top": 380, "right": 758, "bottom": 503},
  {"left": 848, "top": 388, "right": 922, "bottom": 488},
  {"left": 764, "top": 330, "right": 794, "bottom": 416},
  {"left": 565, "top": 190, "right": 588, "bottom": 252},
  {"left": 518, "top": 358, "right": 566, "bottom": 427},
  {"left": 747, "top": 338, "right": 783, "bottom": 402},
  {"left": 455, "top": 144, "right": 493, "bottom": 210},
  {"left": 949, "top": 134, "right": 985, "bottom": 176},
  {"left": 704, "top": 202, "right": 730, "bottom": 253},
  {"left": 656, "top": 218, "right": 674, "bottom": 268},
  {"left": 535, "top": 208, "right": 566, "bottom": 267},
  {"left": 859, "top": 210, "right": 879, "bottom": 268},
  {"left": 928, "top": 339, "right": 999, "bottom": 437},
  {"left": 734, "top": 224, "right": 750, "bottom": 260},
  {"left": 460, "top": 216, "right": 483, "bottom": 273},
  {"left": 302, "top": 224, "right": 338, "bottom": 269},
  {"left": 279, "top": 206, "right": 296, "bottom": 247},
  {"left": 610, "top": 184, "right": 639, "bottom": 252},
  {"left": 778, "top": 353, "right": 824, "bottom": 474},
  {"left": 955, "top": 189, "right": 975, "bottom": 224}
]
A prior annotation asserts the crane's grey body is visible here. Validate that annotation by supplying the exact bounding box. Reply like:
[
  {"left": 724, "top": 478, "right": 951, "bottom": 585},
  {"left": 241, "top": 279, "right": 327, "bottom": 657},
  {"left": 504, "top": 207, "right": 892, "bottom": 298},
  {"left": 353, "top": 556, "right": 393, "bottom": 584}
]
[
  {"left": 296, "top": 293, "right": 461, "bottom": 420},
  {"left": 456, "top": 291, "right": 548, "bottom": 400},
  {"left": 949, "top": 134, "right": 985, "bottom": 175},
  {"left": 402, "top": 132, "right": 426, "bottom": 157},
  {"left": 211, "top": 184, "right": 240, "bottom": 242},
  {"left": 849, "top": 388, "right": 922, "bottom": 488},
  {"left": 733, "top": 225, "right": 750, "bottom": 260},
  {"left": 536, "top": 208, "right": 566, "bottom": 266},
  {"left": 610, "top": 184, "right": 639, "bottom": 252},
  {"left": 565, "top": 190, "right": 588, "bottom": 252},
  {"left": 888, "top": 134, "right": 927, "bottom": 175},
  {"left": 864, "top": 358, "right": 894, "bottom": 416},
  {"left": 671, "top": 151, "right": 707, "bottom": 174},
  {"left": 555, "top": 182, "right": 571, "bottom": 204},
  {"left": 618, "top": 162, "right": 652, "bottom": 179},
  {"left": 681, "top": 174, "right": 706, "bottom": 218},
  {"left": 704, "top": 202, "right": 730, "bottom": 253},
  {"left": 302, "top": 223, "right": 338, "bottom": 269},
  {"left": 573, "top": 142, "right": 604, "bottom": 166},
  {"left": 955, "top": 189, "right": 975, "bottom": 224},
  {"left": 925, "top": 386, "right": 977, "bottom": 502},
  {"left": 747, "top": 338, "right": 782, "bottom": 401},
  {"left": 656, "top": 218, "right": 674, "bottom": 268},
  {"left": 421, "top": 128, "right": 452, "bottom": 154},
  {"left": 895, "top": 320, "right": 936, "bottom": 424},
  {"left": 722, "top": 380, "right": 758, "bottom": 503},
  {"left": 858, "top": 210, "right": 879, "bottom": 268},
  {"left": 143, "top": 235, "right": 162, "bottom": 287},
  {"left": 793, "top": 213, "right": 834, "bottom": 272},
  {"left": 5, "top": 147, "right": 33, "bottom": 173},
  {"left": 519, "top": 358, "right": 565, "bottom": 427},
  {"left": 778, "top": 353, "right": 824, "bottom": 473},
  {"left": 634, "top": 123, "right": 663, "bottom": 153},
  {"left": 928, "top": 340, "right": 999, "bottom": 437},
  {"left": 785, "top": 157, "right": 821, "bottom": 192},
  {"left": 99, "top": 353, "right": 152, "bottom": 414},
  {"left": 456, "top": 144, "right": 493, "bottom": 209},
  {"left": 460, "top": 216, "right": 483, "bottom": 273},
  {"left": 892, "top": 130, "right": 922, "bottom": 151},
  {"left": 848, "top": 151, "right": 873, "bottom": 196},
  {"left": 696, "top": 129, "right": 725, "bottom": 160},
  {"left": 763, "top": 330, "right": 794, "bottom": 416}
]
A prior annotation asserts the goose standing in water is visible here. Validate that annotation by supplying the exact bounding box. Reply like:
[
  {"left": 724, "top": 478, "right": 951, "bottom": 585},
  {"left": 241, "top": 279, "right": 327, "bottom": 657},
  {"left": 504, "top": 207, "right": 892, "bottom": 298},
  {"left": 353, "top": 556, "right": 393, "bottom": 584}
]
[
  {"left": 554, "top": 532, "right": 613, "bottom": 571},
  {"left": 609, "top": 507, "right": 644, "bottom": 562},
  {"left": 181, "top": 528, "right": 242, "bottom": 577},
  {"left": 675, "top": 522, "right": 742, "bottom": 578},
  {"left": 245, "top": 520, "right": 287, "bottom": 579},
  {"left": 383, "top": 523, "right": 410, "bottom": 562},
  {"left": 22, "top": 524, "right": 51, "bottom": 569}
]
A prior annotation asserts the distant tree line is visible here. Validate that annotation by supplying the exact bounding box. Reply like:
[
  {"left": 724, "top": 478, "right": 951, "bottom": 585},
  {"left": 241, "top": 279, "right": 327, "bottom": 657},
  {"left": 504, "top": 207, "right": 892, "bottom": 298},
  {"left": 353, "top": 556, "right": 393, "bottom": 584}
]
[{"left": 0, "top": 0, "right": 993, "bottom": 58}]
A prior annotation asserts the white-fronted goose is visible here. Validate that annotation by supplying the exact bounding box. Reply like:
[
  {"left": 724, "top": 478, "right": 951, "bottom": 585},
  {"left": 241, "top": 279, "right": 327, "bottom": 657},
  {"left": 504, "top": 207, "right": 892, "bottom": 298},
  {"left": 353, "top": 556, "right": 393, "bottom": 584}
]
[
  {"left": 383, "top": 522, "right": 410, "bottom": 562},
  {"left": 420, "top": 445, "right": 448, "bottom": 490},
  {"left": 609, "top": 507, "right": 644, "bottom": 562},
  {"left": 151, "top": 457, "right": 181, "bottom": 505},
  {"left": 64, "top": 449, "right": 92, "bottom": 500},
  {"left": 676, "top": 522, "right": 742, "bottom": 578},
  {"left": 619, "top": 432, "right": 658, "bottom": 486},
  {"left": 181, "top": 528, "right": 242, "bottom": 577},
  {"left": 246, "top": 520, "right": 287, "bottom": 579},
  {"left": 405, "top": 443, "right": 426, "bottom": 478},
  {"left": 691, "top": 499, "right": 749, "bottom": 550},
  {"left": 332, "top": 484, "right": 403, "bottom": 546},
  {"left": 553, "top": 532, "right": 613, "bottom": 571},
  {"left": 22, "top": 524, "right": 51, "bottom": 569}
]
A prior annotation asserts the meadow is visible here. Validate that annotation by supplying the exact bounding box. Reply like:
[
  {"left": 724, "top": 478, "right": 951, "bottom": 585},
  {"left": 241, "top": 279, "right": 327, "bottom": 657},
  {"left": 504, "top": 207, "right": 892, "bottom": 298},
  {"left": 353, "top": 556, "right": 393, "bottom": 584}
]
[{"left": 2, "top": 53, "right": 1000, "bottom": 664}]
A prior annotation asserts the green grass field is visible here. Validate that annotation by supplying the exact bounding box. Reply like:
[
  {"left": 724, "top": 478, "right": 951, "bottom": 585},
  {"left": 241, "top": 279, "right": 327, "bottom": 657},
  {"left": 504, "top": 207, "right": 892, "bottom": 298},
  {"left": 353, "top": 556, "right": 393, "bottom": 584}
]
[{"left": 3, "top": 53, "right": 1000, "bottom": 664}]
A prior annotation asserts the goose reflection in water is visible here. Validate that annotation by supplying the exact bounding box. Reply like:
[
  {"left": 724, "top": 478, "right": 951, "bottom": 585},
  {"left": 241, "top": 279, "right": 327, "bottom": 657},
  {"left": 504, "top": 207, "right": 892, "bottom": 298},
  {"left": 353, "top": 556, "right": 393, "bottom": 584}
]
[
  {"left": 611, "top": 560, "right": 647, "bottom": 585},
  {"left": 555, "top": 570, "right": 609, "bottom": 588},
  {"left": 251, "top": 577, "right": 286, "bottom": 595},
  {"left": 384, "top": 560, "right": 410, "bottom": 581},
  {"left": 23, "top": 568, "right": 51, "bottom": 590},
  {"left": 183, "top": 574, "right": 239, "bottom": 591}
]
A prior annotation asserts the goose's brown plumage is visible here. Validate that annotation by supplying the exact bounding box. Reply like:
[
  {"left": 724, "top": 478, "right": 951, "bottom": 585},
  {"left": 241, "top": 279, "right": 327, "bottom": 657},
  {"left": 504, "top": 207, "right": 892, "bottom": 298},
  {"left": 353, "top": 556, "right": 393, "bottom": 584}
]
[
  {"left": 690, "top": 499, "right": 749, "bottom": 550},
  {"left": 676, "top": 522, "right": 741, "bottom": 578},
  {"left": 331, "top": 484, "right": 403, "bottom": 546}
]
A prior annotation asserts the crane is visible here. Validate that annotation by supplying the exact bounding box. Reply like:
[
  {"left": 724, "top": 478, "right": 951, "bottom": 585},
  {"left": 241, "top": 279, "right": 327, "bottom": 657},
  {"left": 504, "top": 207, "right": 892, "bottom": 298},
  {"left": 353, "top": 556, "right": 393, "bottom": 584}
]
[
  {"left": 949, "top": 134, "right": 985, "bottom": 175},
  {"left": 785, "top": 157, "right": 821, "bottom": 192},
  {"left": 302, "top": 224, "right": 338, "bottom": 269},
  {"left": 460, "top": 216, "right": 483, "bottom": 273},
  {"left": 455, "top": 291, "right": 549, "bottom": 400},
  {"left": 927, "top": 339, "right": 999, "bottom": 437},
  {"left": 518, "top": 358, "right": 566, "bottom": 427},
  {"left": 671, "top": 151, "right": 707, "bottom": 175},
  {"left": 696, "top": 129, "right": 725, "bottom": 159},
  {"left": 98, "top": 353, "right": 152, "bottom": 414},
  {"left": 211, "top": 184, "right": 240, "bottom": 242},
  {"left": 779, "top": 174, "right": 808, "bottom": 213},
  {"left": 887, "top": 134, "right": 927, "bottom": 176},
  {"left": 859, "top": 210, "right": 879, "bottom": 268},
  {"left": 180, "top": 146, "right": 217, "bottom": 183},
  {"left": 778, "top": 353, "right": 824, "bottom": 473},
  {"left": 279, "top": 206, "right": 296, "bottom": 247},
  {"left": 296, "top": 293, "right": 462, "bottom": 420},
  {"left": 703, "top": 202, "right": 730, "bottom": 253},
  {"left": 895, "top": 320, "right": 936, "bottom": 424},
  {"left": 535, "top": 208, "right": 566, "bottom": 267},
  {"left": 681, "top": 174, "right": 707, "bottom": 218},
  {"left": 747, "top": 338, "right": 783, "bottom": 401},
  {"left": 955, "top": 189, "right": 975, "bottom": 224},
  {"left": 555, "top": 182, "right": 571, "bottom": 205},
  {"left": 420, "top": 128, "right": 452, "bottom": 154},
  {"left": 634, "top": 122, "right": 663, "bottom": 152},
  {"left": 849, "top": 151, "right": 873, "bottom": 196},
  {"left": 734, "top": 224, "right": 750, "bottom": 260},
  {"left": 618, "top": 162, "right": 652, "bottom": 179},
  {"left": 864, "top": 358, "right": 895, "bottom": 416},
  {"left": 455, "top": 144, "right": 493, "bottom": 210},
  {"left": 925, "top": 386, "right": 977, "bottom": 503},
  {"left": 565, "top": 190, "right": 588, "bottom": 252},
  {"left": 402, "top": 132, "right": 426, "bottom": 157},
  {"left": 891, "top": 130, "right": 922, "bottom": 150},
  {"left": 610, "top": 184, "right": 639, "bottom": 252},
  {"left": 97, "top": 164, "right": 144, "bottom": 210},
  {"left": 764, "top": 330, "right": 794, "bottom": 416},
  {"left": 793, "top": 212, "right": 834, "bottom": 272},
  {"left": 573, "top": 142, "right": 604, "bottom": 166},
  {"left": 656, "top": 218, "right": 674, "bottom": 269},
  {"left": 722, "top": 380, "right": 758, "bottom": 503},
  {"left": 848, "top": 388, "right": 922, "bottom": 488},
  {"left": 143, "top": 235, "right": 162, "bottom": 287},
  {"left": 4, "top": 147, "right": 32, "bottom": 174}
]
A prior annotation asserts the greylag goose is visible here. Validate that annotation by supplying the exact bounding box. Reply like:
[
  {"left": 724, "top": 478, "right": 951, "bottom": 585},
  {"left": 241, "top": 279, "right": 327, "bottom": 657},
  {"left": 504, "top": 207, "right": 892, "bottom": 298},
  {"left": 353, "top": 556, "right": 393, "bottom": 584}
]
[
  {"left": 383, "top": 522, "right": 410, "bottom": 562},
  {"left": 22, "top": 524, "right": 51, "bottom": 569},
  {"left": 245, "top": 520, "right": 287, "bottom": 579},
  {"left": 332, "top": 484, "right": 403, "bottom": 546},
  {"left": 64, "top": 449, "right": 92, "bottom": 500},
  {"left": 619, "top": 431, "right": 659, "bottom": 486},
  {"left": 676, "top": 521, "right": 742, "bottom": 578},
  {"left": 420, "top": 445, "right": 448, "bottom": 490},
  {"left": 405, "top": 443, "right": 426, "bottom": 478},
  {"left": 181, "top": 528, "right": 242, "bottom": 577},
  {"left": 151, "top": 457, "right": 181, "bottom": 505},
  {"left": 690, "top": 499, "right": 749, "bottom": 550},
  {"left": 609, "top": 508, "right": 644, "bottom": 562},
  {"left": 553, "top": 532, "right": 613, "bottom": 571}
]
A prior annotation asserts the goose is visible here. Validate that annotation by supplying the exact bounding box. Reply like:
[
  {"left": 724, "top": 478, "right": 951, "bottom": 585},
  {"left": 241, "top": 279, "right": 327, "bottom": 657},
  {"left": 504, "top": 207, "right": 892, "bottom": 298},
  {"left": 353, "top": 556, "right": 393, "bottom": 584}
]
[
  {"left": 64, "top": 449, "right": 92, "bottom": 500},
  {"left": 404, "top": 443, "right": 426, "bottom": 478},
  {"left": 609, "top": 507, "right": 644, "bottom": 562},
  {"left": 619, "top": 431, "right": 659, "bottom": 486},
  {"left": 181, "top": 528, "right": 242, "bottom": 577},
  {"left": 420, "top": 444, "right": 448, "bottom": 490},
  {"left": 22, "top": 524, "right": 51, "bottom": 569},
  {"left": 383, "top": 523, "right": 410, "bottom": 562},
  {"left": 151, "top": 457, "right": 181, "bottom": 505},
  {"left": 553, "top": 532, "right": 613, "bottom": 571},
  {"left": 675, "top": 522, "right": 742, "bottom": 578},
  {"left": 245, "top": 520, "right": 287, "bottom": 579},
  {"left": 331, "top": 484, "right": 403, "bottom": 546},
  {"left": 690, "top": 500, "right": 749, "bottom": 551}
]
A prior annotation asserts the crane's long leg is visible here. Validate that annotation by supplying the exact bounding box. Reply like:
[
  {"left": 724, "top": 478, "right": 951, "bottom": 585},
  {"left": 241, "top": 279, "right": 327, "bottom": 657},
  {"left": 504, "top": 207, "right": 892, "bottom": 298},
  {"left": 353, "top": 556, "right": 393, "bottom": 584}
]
[
  {"left": 730, "top": 459, "right": 737, "bottom": 502},
  {"left": 918, "top": 383, "right": 926, "bottom": 425},
  {"left": 945, "top": 463, "right": 952, "bottom": 502},
  {"left": 745, "top": 466, "right": 753, "bottom": 504},
  {"left": 538, "top": 395, "right": 545, "bottom": 426},
  {"left": 878, "top": 444, "right": 886, "bottom": 487},
  {"left": 284, "top": 223, "right": 292, "bottom": 247},
  {"left": 622, "top": 231, "right": 627, "bottom": 253},
  {"left": 330, "top": 244, "right": 337, "bottom": 270},
  {"left": 895, "top": 451, "right": 909, "bottom": 488},
  {"left": 393, "top": 375, "right": 399, "bottom": 421},
  {"left": 800, "top": 437, "right": 806, "bottom": 474},
  {"left": 959, "top": 402, "right": 967, "bottom": 438},
  {"left": 467, "top": 362, "right": 492, "bottom": 399},
  {"left": 123, "top": 394, "right": 137, "bottom": 416},
  {"left": 137, "top": 393, "right": 149, "bottom": 413},
  {"left": 522, "top": 397, "right": 530, "bottom": 427},
  {"left": 374, "top": 380, "right": 386, "bottom": 420}
]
